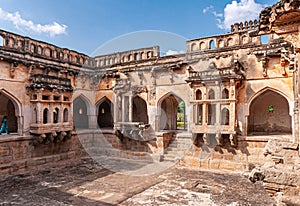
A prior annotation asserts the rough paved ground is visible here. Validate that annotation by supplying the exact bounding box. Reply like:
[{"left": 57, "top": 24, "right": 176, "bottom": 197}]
[{"left": 0, "top": 158, "right": 276, "bottom": 206}]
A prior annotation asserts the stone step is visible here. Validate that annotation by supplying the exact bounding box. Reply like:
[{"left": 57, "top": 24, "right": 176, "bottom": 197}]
[
  {"left": 168, "top": 142, "right": 192, "bottom": 148},
  {"left": 165, "top": 150, "right": 186, "bottom": 155},
  {"left": 161, "top": 156, "right": 180, "bottom": 162},
  {"left": 165, "top": 145, "right": 191, "bottom": 152},
  {"left": 86, "top": 147, "right": 152, "bottom": 161},
  {"left": 162, "top": 151, "right": 186, "bottom": 162},
  {"left": 160, "top": 137, "right": 192, "bottom": 162},
  {"left": 167, "top": 146, "right": 191, "bottom": 151},
  {"left": 161, "top": 158, "right": 177, "bottom": 162},
  {"left": 168, "top": 140, "right": 192, "bottom": 146}
]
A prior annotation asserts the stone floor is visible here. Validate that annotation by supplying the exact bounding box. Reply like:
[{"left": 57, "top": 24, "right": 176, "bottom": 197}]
[{"left": 0, "top": 158, "right": 277, "bottom": 206}]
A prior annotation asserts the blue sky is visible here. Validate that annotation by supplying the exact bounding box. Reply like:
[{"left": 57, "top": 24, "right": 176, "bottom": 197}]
[{"left": 0, "top": 0, "right": 277, "bottom": 56}]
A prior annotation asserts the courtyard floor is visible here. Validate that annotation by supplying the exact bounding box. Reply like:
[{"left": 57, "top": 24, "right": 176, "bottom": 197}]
[{"left": 0, "top": 158, "right": 276, "bottom": 206}]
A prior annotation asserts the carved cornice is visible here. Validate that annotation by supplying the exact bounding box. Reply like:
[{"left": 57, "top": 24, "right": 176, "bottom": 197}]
[{"left": 259, "top": 0, "right": 300, "bottom": 34}]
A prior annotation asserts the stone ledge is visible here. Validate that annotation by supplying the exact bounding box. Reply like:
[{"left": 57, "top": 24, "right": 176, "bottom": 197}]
[
  {"left": 176, "top": 132, "right": 192, "bottom": 138},
  {"left": 73, "top": 129, "right": 115, "bottom": 135},
  {"left": 0, "top": 135, "right": 33, "bottom": 143},
  {"left": 238, "top": 135, "right": 292, "bottom": 142}
]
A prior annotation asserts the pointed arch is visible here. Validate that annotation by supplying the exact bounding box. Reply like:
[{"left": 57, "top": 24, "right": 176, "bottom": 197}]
[
  {"left": 218, "top": 39, "right": 224, "bottom": 48},
  {"left": 73, "top": 94, "right": 93, "bottom": 115},
  {"left": 132, "top": 95, "right": 148, "bottom": 124},
  {"left": 248, "top": 87, "right": 291, "bottom": 103},
  {"left": 157, "top": 92, "right": 186, "bottom": 130},
  {"left": 242, "top": 35, "right": 248, "bottom": 44},
  {"left": 227, "top": 38, "right": 234, "bottom": 46},
  {"left": 222, "top": 88, "right": 229, "bottom": 99},
  {"left": 96, "top": 96, "right": 114, "bottom": 128},
  {"left": 63, "top": 108, "right": 68, "bottom": 122},
  {"left": 0, "top": 89, "right": 22, "bottom": 117},
  {"left": 0, "top": 89, "right": 22, "bottom": 134},
  {"left": 196, "top": 89, "right": 202, "bottom": 100},
  {"left": 95, "top": 96, "right": 113, "bottom": 114},
  {"left": 43, "top": 108, "right": 49, "bottom": 124},
  {"left": 73, "top": 95, "right": 91, "bottom": 129},
  {"left": 191, "top": 43, "right": 197, "bottom": 51},
  {"left": 53, "top": 107, "right": 59, "bottom": 123},
  {"left": 221, "top": 107, "right": 230, "bottom": 125},
  {"left": 209, "top": 40, "right": 215, "bottom": 49},
  {"left": 248, "top": 88, "right": 291, "bottom": 134},
  {"left": 199, "top": 41, "right": 206, "bottom": 50}
]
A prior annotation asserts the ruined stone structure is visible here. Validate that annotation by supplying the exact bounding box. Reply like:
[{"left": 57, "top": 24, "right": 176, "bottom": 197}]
[{"left": 0, "top": 0, "right": 300, "bottom": 203}]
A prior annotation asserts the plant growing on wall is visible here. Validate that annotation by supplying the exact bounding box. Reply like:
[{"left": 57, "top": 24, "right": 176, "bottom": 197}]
[{"left": 268, "top": 105, "right": 274, "bottom": 113}]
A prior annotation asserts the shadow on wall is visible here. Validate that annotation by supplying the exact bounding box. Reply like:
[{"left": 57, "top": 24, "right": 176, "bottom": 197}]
[
  {"left": 248, "top": 89, "right": 292, "bottom": 135},
  {"left": 73, "top": 96, "right": 89, "bottom": 129},
  {"left": 0, "top": 93, "right": 18, "bottom": 133}
]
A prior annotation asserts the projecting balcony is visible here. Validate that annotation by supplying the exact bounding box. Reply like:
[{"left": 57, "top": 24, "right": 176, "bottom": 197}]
[
  {"left": 30, "top": 122, "right": 73, "bottom": 135},
  {"left": 27, "top": 74, "right": 73, "bottom": 91}
]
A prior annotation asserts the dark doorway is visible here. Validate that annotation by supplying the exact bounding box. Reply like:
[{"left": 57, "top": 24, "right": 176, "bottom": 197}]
[
  {"left": 221, "top": 108, "right": 229, "bottom": 125},
  {"left": 98, "top": 98, "right": 113, "bottom": 128},
  {"left": 7, "top": 99, "right": 17, "bottom": 133},
  {"left": 133, "top": 96, "right": 148, "bottom": 124},
  {"left": 0, "top": 94, "right": 18, "bottom": 133}
]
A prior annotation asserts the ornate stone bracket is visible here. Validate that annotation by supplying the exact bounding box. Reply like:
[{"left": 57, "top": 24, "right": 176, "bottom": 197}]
[
  {"left": 149, "top": 86, "right": 156, "bottom": 101},
  {"left": 137, "top": 71, "right": 143, "bottom": 85},
  {"left": 10, "top": 62, "right": 18, "bottom": 78},
  {"left": 168, "top": 68, "right": 174, "bottom": 83},
  {"left": 151, "top": 67, "right": 157, "bottom": 86},
  {"left": 80, "top": 74, "right": 88, "bottom": 88},
  {"left": 132, "top": 85, "right": 148, "bottom": 95},
  {"left": 261, "top": 52, "right": 268, "bottom": 77},
  {"left": 34, "top": 131, "right": 71, "bottom": 145}
]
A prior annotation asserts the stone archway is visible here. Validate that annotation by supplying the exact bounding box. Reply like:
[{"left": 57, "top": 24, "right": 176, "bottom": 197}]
[
  {"left": 132, "top": 96, "right": 148, "bottom": 124},
  {"left": 0, "top": 93, "right": 18, "bottom": 133},
  {"left": 73, "top": 96, "right": 89, "bottom": 129},
  {"left": 97, "top": 98, "right": 114, "bottom": 128},
  {"left": 159, "top": 94, "right": 185, "bottom": 130},
  {"left": 248, "top": 90, "right": 292, "bottom": 134}
]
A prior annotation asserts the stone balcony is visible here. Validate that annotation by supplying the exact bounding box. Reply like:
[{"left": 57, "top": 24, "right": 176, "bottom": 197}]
[
  {"left": 30, "top": 122, "right": 73, "bottom": 135},
  {"left": 28, "top": 74, "right": 73, "bottom": 91}
]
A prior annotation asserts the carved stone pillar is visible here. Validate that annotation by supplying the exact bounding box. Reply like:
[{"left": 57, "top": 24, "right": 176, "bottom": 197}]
[
  {"left": 230, "top": 79, "right": 236, "bottom": 132},
  {"left": 216, "top": 103, "right": 221, "bottom": 126},
  {"left": 49, "top": 103, "right": 53, "bottom": 124},
  {"left": 113, "top": 94, "right": 118, "bottom": 125},
  {"left": 36, "top": 102, "right": 42, "bottom": 124},
  {"left": 129, "top": 95, "right": 133, "bottom": 122},
  {"left": 203, "top": 103, "right": 207, "bottom": 125}
]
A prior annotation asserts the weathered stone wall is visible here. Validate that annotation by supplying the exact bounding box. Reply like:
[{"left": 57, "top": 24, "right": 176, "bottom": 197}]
[
  {"left": 181, "top": 135, "right": 297, "bottom": 172},
  {"left": 0, "top": 134, "right": 86, "bottom": 175},
  {"left": 0, "top": 130, "right": 159, "bottom": 176}
]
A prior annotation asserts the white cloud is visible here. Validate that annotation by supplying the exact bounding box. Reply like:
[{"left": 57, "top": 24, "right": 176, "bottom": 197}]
[
  {"left": 203, "top": 5, "right": 223, "bottom": 18},
  {"left": 0, "top": 8, "right": 67, "bottom": 37},
  {"left": 165, "top": 49, "right": 185, "bottom": 56},
  {"left": 203, "top": 0, "right": 264, "bottom": 30},
  {"left": 218, "top": 0, "right": 264, "bottom": 30},
  {"left": 203, "top": 5, "right": 214, "bottom": 14}
]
